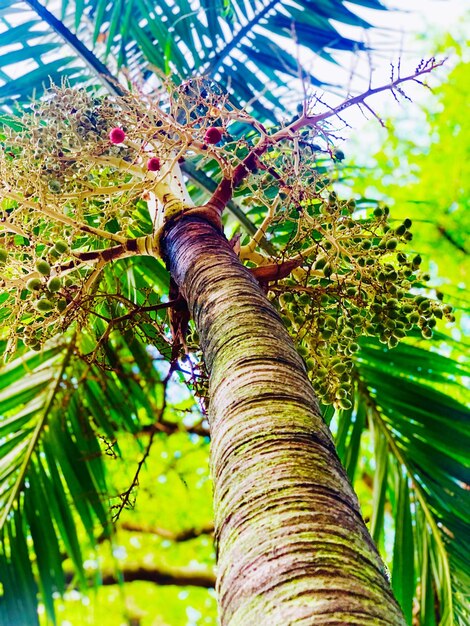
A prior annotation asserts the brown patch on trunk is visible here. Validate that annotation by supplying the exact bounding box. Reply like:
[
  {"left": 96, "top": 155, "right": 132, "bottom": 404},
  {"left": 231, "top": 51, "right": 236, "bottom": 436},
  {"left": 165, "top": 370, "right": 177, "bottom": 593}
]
[{"left": 249, "top": 258, "right": 302, "bottom": 291}]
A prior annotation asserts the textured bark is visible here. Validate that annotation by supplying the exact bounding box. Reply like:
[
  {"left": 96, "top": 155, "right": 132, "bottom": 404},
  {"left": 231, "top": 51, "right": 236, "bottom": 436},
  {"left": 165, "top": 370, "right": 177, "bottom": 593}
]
[{"left": 162, "top": 216, "right": 405, "bottom": 626}]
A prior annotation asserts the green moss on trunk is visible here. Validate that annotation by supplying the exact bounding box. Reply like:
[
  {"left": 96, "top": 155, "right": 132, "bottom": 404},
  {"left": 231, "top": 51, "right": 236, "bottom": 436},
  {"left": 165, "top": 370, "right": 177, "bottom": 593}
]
[{"left": 163, "top": 216, "right": 405, "bottom": 626}]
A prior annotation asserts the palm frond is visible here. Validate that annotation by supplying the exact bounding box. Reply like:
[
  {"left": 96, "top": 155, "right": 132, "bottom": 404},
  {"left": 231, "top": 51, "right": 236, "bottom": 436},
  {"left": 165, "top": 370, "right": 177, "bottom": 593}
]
[
  {"left": 1, "top": 0, "right": 385, "bottom": 116},
  {"left": 0, "top": 340, "right": 112, "bottom": 623},
  {"left": 0, "top": 312, "right": 172, "bottom": 623},
  {"left": 336, "top": 337, "right": 470, "bottom": 625}
]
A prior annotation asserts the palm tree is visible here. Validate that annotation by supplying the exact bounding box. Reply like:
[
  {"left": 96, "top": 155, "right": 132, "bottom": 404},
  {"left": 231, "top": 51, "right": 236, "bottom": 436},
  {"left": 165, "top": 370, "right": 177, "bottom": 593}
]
[{"left": 0, "top": 2, "right": 468, "bottom": 625}]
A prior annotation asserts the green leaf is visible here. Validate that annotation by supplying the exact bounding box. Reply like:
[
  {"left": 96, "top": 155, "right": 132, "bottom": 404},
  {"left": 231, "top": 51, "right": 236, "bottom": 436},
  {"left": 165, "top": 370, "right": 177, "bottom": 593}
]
[
  {"left": 344, "top": 395, "right": 366, "bottom": 481},
  {"left": 392, "top": 471, "right": 414, "bottom": 624},
  {"left": 356, "top": 336, "right": 470, "bottom": 625},
  {"left": 369, "top": 425, "right": 388, "bottom": 546}
]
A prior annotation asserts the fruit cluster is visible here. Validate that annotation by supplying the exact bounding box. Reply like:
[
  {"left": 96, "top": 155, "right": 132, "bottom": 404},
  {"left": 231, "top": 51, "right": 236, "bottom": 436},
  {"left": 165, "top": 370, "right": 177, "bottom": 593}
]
[
  {"left": 13, "top": 240, "right": 77, "bottom": 350},
  {"left": 266, "top": 195, "right": 453, "bottom": 409},
  {"left": 0, "top": 83, "right": 454, "bottom": 394}
]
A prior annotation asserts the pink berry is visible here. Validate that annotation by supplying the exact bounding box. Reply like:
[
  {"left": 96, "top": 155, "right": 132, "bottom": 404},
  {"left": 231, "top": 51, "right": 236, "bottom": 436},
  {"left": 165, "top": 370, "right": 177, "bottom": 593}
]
[
  {"left": 204, "top": 126, "right": 222, "bottom": 145},
  {"left": 147, "top": 157, "right": 161, "bottom": 171},
  {"left": 109, "top": 128, "right": 126, "bottom": 144}
]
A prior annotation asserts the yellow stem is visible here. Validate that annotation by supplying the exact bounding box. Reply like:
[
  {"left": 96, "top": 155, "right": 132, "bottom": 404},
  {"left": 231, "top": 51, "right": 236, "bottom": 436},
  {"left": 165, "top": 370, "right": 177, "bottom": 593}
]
[
  {"left": 90, "top": 155, "right": 145, "bottom": 177},
  {"left": 239, "top": 198, "right": 278, "bottom": 259},
  {"left": 56, "top": 181, "right": 147, "bottom": 200},
  {"left": 239, "top": 248, "right": 271, "bottom": 265},
  {"left": 1, "top": 191, "right": 127, "bottom": 243}
]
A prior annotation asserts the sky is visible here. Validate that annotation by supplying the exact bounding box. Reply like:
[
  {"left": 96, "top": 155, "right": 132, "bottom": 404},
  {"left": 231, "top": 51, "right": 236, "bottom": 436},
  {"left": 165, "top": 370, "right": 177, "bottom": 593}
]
[
  {"left": 5, "top": 1, "right": 467, "bottom": 104},
  {"left": 294, "top": 0, "right": 467, "bottom": 118},
  {"left": 299, "top": 0, "right": 468, "bottom": 154},
  {"left": 3, "top": 0, "right": 467, "bottom": 140}
]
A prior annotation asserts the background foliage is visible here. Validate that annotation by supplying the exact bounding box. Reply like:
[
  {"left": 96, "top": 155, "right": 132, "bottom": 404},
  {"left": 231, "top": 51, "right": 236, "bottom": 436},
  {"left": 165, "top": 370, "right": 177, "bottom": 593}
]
[{"left": 0, "top": 2, "right": 468, "bottom": 626}]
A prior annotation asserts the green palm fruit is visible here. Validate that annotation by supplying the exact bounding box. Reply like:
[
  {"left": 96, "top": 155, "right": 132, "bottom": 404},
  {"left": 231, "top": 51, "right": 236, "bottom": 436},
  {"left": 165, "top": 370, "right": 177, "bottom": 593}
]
[
  {"left": 35, "top": 298, "right": 54, "bottom": 312},
  {"left": 54, "top": 240, "right": 69, "bottom": 254},
  {"left": 323, "top": 263, "right": 333, "bottom": 277},
  {"left": 36, "top": 260, "right": 51, "bottom": 276},
  {"left": 333, "top": 362, "right": 346, "bottom": 374},
  {"left": 57, "top": 298, "right": 67, "bottom": 312},
  {"left": 48, "top": 179, "right": 61, "bottom": 193},
  {"left": 281, "top": 315, "right": 292, "bottom": 328},
  {"left": 47, "top": 276, "right": 61, "bottom": 292},
  {"left": 314, "top": 256, "right": 327, "bottom": 270},
  {"left": 324, "top": 316, "right": 336, "bottom": 329},
  {"left": 338, "top": 398, "right": 352, "bottom": 411},
  {"left": 396, "top": 252, "right": 407, "bottom": 264},
  {"left": 26, "top": 277, "right": 42, "bottom": 291}
]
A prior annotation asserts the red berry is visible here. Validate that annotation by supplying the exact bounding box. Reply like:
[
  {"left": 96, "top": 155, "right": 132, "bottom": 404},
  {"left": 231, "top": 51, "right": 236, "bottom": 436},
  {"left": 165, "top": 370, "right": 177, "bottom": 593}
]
[
  {"left": 204, "top": 126, "right": 222, "bottom": 145},
  {"left": 109, "top": 128, "right": 126, "bottom": 144},
  {"left": 147, "top": 157, "right": 161, "bottom": 171}
]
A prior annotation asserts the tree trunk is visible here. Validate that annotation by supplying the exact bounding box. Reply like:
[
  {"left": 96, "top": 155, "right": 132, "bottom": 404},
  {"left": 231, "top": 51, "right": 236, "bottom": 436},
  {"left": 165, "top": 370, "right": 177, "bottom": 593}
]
[{"left": 162, "top": 216, "right": 405, "bottom": 626}]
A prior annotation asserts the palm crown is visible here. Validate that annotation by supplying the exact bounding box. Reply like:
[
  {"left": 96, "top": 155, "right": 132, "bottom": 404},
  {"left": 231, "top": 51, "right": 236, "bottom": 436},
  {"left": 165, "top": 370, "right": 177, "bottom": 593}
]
[{"left": 0, "top": 2, "right": 468, "bottom": 625}]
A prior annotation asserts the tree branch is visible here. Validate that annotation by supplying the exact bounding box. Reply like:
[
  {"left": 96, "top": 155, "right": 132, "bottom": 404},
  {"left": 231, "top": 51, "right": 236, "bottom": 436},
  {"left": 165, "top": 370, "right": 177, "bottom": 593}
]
[
  {"left": 437, "top": 225, "right": 468, "bottom": 255},
  {"left": 66, "top": 564, "right": 215, "bottom": 588},
  {"left": 292, "top": 58, "right": 445, "bottom": 131},
  {"left": 139, "top": 419, "right": 210, "bottom": 438},
  {"left": 207, "top": 58, "right": 445, "bottom": 212},
  {"left": 120, "top": 521, "right": 214, "bottom": 541}
]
